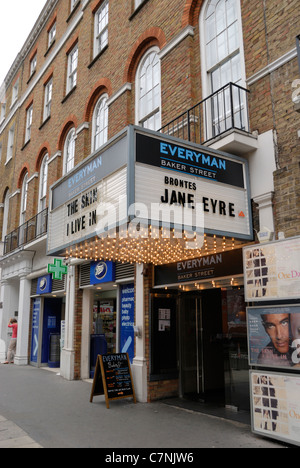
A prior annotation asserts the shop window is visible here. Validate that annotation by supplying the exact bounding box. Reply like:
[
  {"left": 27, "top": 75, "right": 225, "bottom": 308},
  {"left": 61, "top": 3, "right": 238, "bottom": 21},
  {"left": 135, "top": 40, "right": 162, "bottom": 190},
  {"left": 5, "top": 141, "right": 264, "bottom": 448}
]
[{"left": 93, "top": 296, "right": 116, "bottom": 354}]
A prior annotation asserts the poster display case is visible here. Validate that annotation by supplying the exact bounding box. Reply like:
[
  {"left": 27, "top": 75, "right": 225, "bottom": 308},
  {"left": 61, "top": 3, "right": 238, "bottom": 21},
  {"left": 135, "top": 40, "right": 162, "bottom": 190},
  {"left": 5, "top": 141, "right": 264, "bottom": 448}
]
[
  {"left": 247, "top": 305, "right": 300, "bottom": 370},
  {"left": 250, "top": 370, "right": 300, "bottom": 446}
]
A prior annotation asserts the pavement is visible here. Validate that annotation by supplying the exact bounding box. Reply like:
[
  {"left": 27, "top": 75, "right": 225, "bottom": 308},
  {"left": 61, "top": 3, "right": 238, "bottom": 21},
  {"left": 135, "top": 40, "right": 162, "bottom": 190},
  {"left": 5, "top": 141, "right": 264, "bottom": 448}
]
[{"left": 0, "top": 364, "right": 290, "bottom": 449}]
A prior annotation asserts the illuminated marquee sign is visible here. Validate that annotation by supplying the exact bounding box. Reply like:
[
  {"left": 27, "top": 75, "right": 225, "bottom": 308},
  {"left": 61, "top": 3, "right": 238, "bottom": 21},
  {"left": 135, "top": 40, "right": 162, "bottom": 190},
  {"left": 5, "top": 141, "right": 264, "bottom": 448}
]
[{"left": 47, "top": 126, "right": 252, "bottom": 263}]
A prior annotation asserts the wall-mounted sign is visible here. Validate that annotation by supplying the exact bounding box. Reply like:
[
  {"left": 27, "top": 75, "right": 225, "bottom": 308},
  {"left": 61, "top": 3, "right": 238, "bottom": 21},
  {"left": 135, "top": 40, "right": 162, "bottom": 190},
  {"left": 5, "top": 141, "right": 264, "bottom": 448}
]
[
  {"left": 36, "top": 274, "right": 52, "bottom": 295},
  {"left": 250, "top": 370, "right": 300, "bottom": 447},
  {"left": 135, "top": 131, "right": 252, "bottom": 240},
  {"left": 247, "top": 305, "right": 300, "bottom": 370},
  {"left": 90, "top": 261, "right": 115, "bottom": 284},
  {"left": 155, "top": 249, "right": 243, "bottom": 286},
  {"left": 244, "top": 237, "right": 300, "bottom": 301},
  {"left": 48, "top": 259, "right": 68, "bottom": 281}
]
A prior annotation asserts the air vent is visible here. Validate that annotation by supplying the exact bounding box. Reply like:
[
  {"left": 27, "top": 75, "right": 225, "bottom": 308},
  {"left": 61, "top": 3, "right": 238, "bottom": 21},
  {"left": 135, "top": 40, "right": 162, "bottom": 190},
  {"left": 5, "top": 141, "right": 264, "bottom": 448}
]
[{"left": 116, "top": 262, "right": 134, "bottom": 281}]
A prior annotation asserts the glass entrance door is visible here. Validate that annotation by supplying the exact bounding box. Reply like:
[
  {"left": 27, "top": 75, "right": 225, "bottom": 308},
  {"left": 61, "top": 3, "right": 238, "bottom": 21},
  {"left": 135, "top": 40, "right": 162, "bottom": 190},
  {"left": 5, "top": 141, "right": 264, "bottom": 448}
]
[
  {"left": 179, "top": 289, "right": 225, "bottom": 403},
  {"left": 179, "top": 294, "right": 204, "bottom": 398}
]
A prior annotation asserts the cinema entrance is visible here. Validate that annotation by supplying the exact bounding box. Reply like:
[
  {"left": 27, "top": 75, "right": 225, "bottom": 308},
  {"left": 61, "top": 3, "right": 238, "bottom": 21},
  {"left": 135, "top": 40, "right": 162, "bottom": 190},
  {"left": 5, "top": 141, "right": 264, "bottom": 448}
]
[
  {"left": 152, "top": 249, "right": 250, "bottom": 413},
  {"left": 179, "top": 287, "right": 249, "bottom": 411}
]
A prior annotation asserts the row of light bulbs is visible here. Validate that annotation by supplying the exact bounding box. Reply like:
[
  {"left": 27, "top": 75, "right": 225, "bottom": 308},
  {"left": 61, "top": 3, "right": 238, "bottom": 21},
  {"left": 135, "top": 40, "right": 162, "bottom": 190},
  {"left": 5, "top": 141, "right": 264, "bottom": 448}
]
[{"left": 64, "top": 225, "right": 241, "bottom": 265}]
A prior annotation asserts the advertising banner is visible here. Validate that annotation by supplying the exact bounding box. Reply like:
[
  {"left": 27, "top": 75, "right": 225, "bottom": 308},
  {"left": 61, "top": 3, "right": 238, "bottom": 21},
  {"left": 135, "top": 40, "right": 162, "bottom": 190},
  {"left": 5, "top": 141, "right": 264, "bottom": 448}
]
[
  {"left": 247, "top": 305, "right": 300, "bottom": 370},
  {"left": 244, "top": 237, "right": 300, "bottom": 301},
  {"left": 251, "top": 371, "right": 300, "bottom": 446},
  {"left": 120, "top": 284, "right": 135, "bottom": 363}
]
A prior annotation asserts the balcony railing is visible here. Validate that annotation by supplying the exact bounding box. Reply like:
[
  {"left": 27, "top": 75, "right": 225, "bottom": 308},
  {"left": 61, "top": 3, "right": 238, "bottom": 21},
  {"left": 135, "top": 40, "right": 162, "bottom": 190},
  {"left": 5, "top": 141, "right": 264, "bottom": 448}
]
[
  {"left": 159, "top": 82, "right": 250, "bottom": 145},
  {"left": 4, "top": 208, "right": 48, "bottom": 255}
]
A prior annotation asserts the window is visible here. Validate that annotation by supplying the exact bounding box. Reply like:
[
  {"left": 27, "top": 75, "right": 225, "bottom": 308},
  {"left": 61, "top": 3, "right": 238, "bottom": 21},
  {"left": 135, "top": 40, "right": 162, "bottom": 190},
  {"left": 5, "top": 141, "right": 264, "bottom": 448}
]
[
  {"left": 71, "top": 0, "right": 78, "bottom": 10},
  {"left": 67, "top": 44, "right": 78, "bottom": 93},
  {"left": 30, "top": 54, "right": 37, "bottom": 77},
  {"left": 63, "top": 128, "right": 76, "bottom": 174},
  {"left": 201, "top": 0, "right": 246, "bottom": 137},
  {"left": 11, "top": 80, "right": 19, "bottom": 106},
  {"left": 136, "top": 47, "right": 161, "bottom": 131},
  {"left": 1, "top": 103, "right": 6, "bottom": 122},
  {"left": 135, "top": 0, "right": 144, "bottom": 8},
  {"left": 48, "top": 22, "right": 56, "bottom": 48},
  {"left": 39, "top": 154, "right": 49, "bottom": 211},
  {"left": 94, "top": 0, "right": 109, "bottom": 57},
  {"left": 20, "top": 173, "right": 29, "bottom": 225},
  {"left": 92, "top": 95, "right": 108, "bottom": 152},
  {"left": 25, "top": 105, "right": 33, "bottom": 143},
  {"left": 6, "top": 124, "right": 15, "bottom": 163},
  {"left": 2, "top": 190, "right": 10, "bottom": 242},
  {"left": 43, "top": 78, "right": 53, "bottom": 121}
]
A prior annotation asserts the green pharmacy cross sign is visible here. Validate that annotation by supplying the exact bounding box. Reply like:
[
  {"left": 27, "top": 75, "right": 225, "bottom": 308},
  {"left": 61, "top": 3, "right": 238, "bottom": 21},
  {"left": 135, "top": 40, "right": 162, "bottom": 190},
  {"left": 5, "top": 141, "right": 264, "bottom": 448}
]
[{"left": 48, "top": 258, "right": 68, "bottom": 281}]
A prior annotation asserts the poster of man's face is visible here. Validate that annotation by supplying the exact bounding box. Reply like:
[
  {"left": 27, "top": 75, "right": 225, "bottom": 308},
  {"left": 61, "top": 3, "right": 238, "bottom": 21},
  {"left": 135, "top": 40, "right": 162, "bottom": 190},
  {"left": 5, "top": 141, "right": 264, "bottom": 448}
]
[{"left": 247, "top": 306, "right": 300, "bottom": 370}]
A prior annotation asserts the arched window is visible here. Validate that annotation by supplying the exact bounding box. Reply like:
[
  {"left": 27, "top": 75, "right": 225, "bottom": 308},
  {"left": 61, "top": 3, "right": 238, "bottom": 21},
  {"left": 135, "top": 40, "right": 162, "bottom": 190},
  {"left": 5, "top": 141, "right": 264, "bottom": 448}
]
[
  {"left": 1, "top": 190, "right": 10, "bottom": 242},
  {"left": 136, "top": 47, "right": 161, "bottom": 131},
  {"left": 39, "top": 154, "right": 49, "bottom": 211},
  {"left": 200, "top": 0, "right": 246, "bottom": 137},
  {"left": 63, "top": 128, "right": 76, "bottom": 175},
  {"left": 92, "top": 94, "right": 108, "bottom": 152},
  {"left": 20, "top": 172, "right": 29, "bottom": 225}
]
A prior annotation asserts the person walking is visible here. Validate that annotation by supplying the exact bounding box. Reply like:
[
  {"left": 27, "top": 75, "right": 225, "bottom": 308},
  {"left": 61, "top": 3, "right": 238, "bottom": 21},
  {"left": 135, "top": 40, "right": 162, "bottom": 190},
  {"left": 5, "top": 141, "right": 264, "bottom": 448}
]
[{"left": 4, "top": 318, "right": 18, "bottom": 364}]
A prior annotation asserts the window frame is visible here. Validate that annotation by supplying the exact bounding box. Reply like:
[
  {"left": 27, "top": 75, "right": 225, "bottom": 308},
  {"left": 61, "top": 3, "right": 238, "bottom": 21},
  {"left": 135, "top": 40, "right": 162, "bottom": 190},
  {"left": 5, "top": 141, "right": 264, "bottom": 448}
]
[
  {"left": 11, "top": 80, "right": 19, "bottom": 107},
  {"left": 43, "top": 78, "right": 53, "bottom": 122},
  {"left": 30, "top": 54, "right": 37, "bottom": 77},
  {"left": 66, "top": 44, "right": 78, "bottom": 94},
  {"left": 63, "top": 128, "right": 76, "bottom": 175},
  {"left": 92, "top": 94, "right": 109, "bottom": 152},
  {"left": 48, "top": 22, "right": 56, "bottom": 48},
  {"left": 39, "top": 154, "right": 49, "bottom": 212},
  {"left": 135, "top": 46, "right": 162, "bottom": 131},
  {"left": 25, "top": 104, "right": 33, "bottom": 143},
  {"left": 93, "top": 0, "right": 109, "bottom": 58},
  {"left": 6, "top": 124, "right": 15, "bottom": 163},
  {"left": 20, "top": 172, "right": 29, "bottom": 225}
]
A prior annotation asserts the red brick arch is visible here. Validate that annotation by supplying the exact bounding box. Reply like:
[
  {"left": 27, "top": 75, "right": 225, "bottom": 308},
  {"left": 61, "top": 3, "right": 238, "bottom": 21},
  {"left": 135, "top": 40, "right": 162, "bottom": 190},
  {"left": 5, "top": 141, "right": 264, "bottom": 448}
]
[
  {"left": 123, "top": 27, "right": 167, "bottom": 83},
  {"left": 35, "top": 143, "right": 51, "bottom": 172},
  {"left": 84, "top": 78, "right": 112, "bottom": 122},
  {"left": 17, "top": 165, "right": 30, "bottom": 190},
  {"left": 57, "top": 116, "right": 78, "bottom": 151},
  {"left": 182, "top": 0, "right": 204, "bottom": 28}
]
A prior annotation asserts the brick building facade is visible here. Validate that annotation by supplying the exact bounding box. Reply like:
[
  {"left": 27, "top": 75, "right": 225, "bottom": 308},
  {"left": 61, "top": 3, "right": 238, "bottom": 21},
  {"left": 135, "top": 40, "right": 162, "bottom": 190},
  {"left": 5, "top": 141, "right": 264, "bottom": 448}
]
[{"left": 0, "top": 0, "right": 299, "bottom": 419}]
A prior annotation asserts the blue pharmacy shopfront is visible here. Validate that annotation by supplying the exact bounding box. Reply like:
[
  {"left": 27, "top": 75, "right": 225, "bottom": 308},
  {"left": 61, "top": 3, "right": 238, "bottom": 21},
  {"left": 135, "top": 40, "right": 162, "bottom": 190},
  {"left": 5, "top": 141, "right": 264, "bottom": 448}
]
[{"left": 79, "top": 260, "right": 135, "bottom": 378}]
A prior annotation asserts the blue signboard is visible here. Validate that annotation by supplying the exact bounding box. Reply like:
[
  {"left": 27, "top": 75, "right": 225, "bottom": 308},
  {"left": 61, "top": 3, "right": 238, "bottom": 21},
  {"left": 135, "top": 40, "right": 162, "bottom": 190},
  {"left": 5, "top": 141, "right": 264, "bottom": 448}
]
[
  {"left": 36, "top": 274, "right": 52, "bottom": 295},
  {"left": 90, "top": 261, "right": 115, "bottom": 284},
  {"left": 31, "top": 298, "right": 41, "bottom": 363},
  {"left": 120, "top": 284, "right": 135, "bottom": 363}
]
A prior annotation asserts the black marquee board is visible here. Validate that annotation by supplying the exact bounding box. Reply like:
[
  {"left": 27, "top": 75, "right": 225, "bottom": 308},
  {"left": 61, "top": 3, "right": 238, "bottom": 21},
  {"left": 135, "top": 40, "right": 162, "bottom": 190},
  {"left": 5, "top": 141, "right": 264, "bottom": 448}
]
[{"left": 90, "top": 353, "right": 136, "bottom": 409}]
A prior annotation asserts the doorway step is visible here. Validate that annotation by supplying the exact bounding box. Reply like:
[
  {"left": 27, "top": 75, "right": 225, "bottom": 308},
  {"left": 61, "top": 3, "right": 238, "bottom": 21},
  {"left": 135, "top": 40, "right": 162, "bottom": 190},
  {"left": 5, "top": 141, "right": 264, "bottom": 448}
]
[{"left": 162, "top": 397, "right": 250, "bottom": 425}]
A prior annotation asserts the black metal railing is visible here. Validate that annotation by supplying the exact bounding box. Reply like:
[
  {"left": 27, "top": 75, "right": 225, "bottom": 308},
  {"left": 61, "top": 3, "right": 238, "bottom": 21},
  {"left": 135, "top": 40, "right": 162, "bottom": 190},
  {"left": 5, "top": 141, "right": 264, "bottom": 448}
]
[
  {"left": 159, "top": 82, "right": 250, "bottom": 145},
  {"left": 4, "top": 208, "right": 48, "bottom": 255}
]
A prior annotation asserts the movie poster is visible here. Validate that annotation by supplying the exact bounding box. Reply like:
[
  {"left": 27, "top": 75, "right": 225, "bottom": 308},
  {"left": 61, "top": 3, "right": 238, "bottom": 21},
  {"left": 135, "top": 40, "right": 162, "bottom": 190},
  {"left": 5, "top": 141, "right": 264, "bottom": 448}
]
[
  {"left": 243, "top": 238, "right": 300, "bottom": 301},
  {"left": 251, "top": 371, "right": 300, "bottom": 446},
  {"left": 247, "top": 305, "right": 300, "bottom": 370}
]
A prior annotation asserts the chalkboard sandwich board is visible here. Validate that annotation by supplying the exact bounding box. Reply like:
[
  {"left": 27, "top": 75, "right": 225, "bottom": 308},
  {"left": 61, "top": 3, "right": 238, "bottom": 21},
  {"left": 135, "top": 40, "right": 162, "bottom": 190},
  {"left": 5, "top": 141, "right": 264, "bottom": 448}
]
[{"left": 90, "top": 353, "right": 137, "bottom": 409}]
